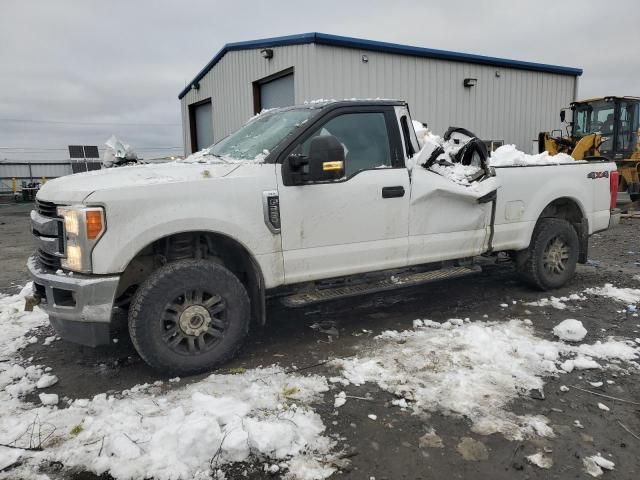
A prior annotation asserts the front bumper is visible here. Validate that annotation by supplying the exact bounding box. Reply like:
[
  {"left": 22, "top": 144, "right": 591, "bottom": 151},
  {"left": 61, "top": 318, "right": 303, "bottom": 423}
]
[
  {"left": 27, "top": 255, "right": 120, "bottom": 346},
  {"left": 609, "top": 208, "right": 621, "bottom": 228}
]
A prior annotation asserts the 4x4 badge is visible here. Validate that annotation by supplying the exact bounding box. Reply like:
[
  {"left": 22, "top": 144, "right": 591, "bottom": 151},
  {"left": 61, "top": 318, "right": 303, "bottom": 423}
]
[{"left": 587, "top": 171, "right": 609, "bottom": 179}]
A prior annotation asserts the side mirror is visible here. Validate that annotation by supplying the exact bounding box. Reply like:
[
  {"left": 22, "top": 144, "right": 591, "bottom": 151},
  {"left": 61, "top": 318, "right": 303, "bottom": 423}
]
[
  {"left": 281, "top": 135, "right": 345, "bottom": 186},
  {"left": 308, "top": 135, "right": 345, "bottom": 182},
  {"left": 282, "top": 153, "right": 307, "bottom": 186},
  {"left": 560, "top": 110, "right": 566, "bottom": 123}
]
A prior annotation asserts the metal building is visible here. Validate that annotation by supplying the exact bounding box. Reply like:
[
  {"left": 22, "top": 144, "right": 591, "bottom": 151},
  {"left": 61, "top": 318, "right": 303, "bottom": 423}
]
[{"left": 179, "top": 32, "right": 582, "bottom": 155}]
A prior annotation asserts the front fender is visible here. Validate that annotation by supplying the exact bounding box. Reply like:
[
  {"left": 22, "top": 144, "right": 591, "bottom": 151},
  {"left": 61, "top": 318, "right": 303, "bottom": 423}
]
[{"left": 87, "top": 167, "right": 283, "bottom": 285}]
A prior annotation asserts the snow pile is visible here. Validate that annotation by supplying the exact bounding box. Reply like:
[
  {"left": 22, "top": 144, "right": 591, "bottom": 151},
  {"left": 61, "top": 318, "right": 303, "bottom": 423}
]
[
  {"left": 585, "top": 284, "right": 640, "bottom": 305},
  {"left": 553, "top": 319, "right": 588, "bottom": 342},
  {"left": 410, "top": 123, "right": 483, "bottom": 184},
  {"left": 0, "top": 284, "right": 49, "bottom": 359},
  {"left": 0, "top": 285, "right": 59, "bottom": 401},
  {"left": 489, "top": 144, "right": 575, "bottom": 167},
  {"left": 0, "top": 287, "right": 335, "bottom": 479},
  {"left": 2, "top": 367, "right": 334, "bottom": 480},
  {"left": 429, "top": 162, "right": 484, "bottom": 186},
  {"left": 332, "top": 319, "right": 639, "bottom": 441},
  {"left": 410, "top": 122, "right": 445, "bottom": 167}
]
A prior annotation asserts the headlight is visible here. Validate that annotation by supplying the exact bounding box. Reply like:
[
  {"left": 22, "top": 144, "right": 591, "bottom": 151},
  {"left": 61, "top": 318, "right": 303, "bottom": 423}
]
[{"left": 57, "top": 206, "right": 105, "bottom": 273}]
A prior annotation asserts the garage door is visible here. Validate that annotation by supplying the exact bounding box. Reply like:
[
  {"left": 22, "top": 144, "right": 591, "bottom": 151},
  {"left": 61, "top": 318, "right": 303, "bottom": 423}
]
[
  {"left": 192, "top": 100, "right": 214, "bottom": 151},
  {"left": 260, "top": 73, "right": 294, "bottom": 110}
]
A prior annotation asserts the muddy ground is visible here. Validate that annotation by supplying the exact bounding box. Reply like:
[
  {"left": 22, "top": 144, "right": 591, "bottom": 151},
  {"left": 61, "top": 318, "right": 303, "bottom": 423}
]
[{"left": 1, "top": 202, "right": 639, "bottom": 479}]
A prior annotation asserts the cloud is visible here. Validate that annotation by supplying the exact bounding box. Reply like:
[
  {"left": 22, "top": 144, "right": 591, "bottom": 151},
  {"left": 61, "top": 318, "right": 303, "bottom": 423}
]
[{"left": 1, "top": 0, "right": 637, "bottom": 160}]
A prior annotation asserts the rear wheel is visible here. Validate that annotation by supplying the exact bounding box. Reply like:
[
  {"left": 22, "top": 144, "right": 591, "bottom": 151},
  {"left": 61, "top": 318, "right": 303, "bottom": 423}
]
[
  {"left": 128, "top": 259, "right": 250, "bottom": 374},
  {"left": 517, "top": 218, "right": 579, "bottom": 290}
]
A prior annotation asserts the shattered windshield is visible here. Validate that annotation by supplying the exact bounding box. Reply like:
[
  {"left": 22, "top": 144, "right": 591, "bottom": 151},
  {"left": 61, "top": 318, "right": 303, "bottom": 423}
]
[{"left": 207, "top": 108, "right": 317, "bottom": 162}]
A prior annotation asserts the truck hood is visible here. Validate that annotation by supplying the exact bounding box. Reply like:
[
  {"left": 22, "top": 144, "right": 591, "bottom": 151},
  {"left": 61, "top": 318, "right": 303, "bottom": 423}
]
[{"left": 37, "top": 162, "right": 242, "bottom": 204}]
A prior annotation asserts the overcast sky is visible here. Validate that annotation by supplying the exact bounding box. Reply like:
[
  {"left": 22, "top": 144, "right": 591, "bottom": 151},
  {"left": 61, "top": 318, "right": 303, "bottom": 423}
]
[{"left": 1, "top": 0, "right": 638, "bottom": 161}]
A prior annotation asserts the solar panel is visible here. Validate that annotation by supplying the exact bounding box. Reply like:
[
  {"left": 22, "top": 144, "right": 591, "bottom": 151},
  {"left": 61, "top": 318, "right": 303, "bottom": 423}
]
[
  {"left": 68, "top": 145, "right": 85, "bottom": 158},
  {"left": 83, "top": 145, "right": 99, "bottom": 158}
]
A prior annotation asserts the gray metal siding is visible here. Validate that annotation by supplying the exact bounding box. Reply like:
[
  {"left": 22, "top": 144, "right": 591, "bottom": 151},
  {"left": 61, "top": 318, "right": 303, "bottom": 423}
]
[
  {"left": 181, "top": 44, "right": 316, "bottom": 154},
  {"left": 310, "top": 45, "right": 576, "bottom": 152},
  {"left": 180, "top": 43, "right": 577, "bottom": 155}
]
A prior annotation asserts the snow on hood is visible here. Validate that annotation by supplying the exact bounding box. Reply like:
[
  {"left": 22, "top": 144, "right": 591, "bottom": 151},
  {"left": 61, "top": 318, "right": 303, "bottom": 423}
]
[
  {"left": 37, "top": 162, "right": 241, "bottom": 204},
  {"left": 180, "top": 149, "right": 268, "bottom": 164}
]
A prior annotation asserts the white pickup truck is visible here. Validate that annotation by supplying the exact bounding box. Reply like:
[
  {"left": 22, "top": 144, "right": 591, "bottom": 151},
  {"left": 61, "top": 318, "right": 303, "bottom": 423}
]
[{"left": 28, "top": 100, "right": 620, "bottom": 373}]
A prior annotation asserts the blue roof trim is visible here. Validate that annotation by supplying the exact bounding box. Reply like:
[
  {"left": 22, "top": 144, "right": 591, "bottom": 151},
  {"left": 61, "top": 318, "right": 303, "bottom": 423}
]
[{"left": 178, "top": 32, "right": 583, "bottom": 99}]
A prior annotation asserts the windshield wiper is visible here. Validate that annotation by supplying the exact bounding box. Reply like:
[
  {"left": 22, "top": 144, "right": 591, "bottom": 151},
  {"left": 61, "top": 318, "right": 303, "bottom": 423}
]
[{"left": 199, "top": 150, "right": 229, "bottom": 163}]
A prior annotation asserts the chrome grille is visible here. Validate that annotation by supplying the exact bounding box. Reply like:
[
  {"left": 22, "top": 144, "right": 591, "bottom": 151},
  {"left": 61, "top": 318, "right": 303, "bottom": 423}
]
[
  {"left": 38, "top": 249, "right": 62, "bottom": 269},
  {"left": 31, "top": 200, "right": 65, "bottom": 270},
  {"left": 35, "top": 199, "right": 59, "bottom": 218}
]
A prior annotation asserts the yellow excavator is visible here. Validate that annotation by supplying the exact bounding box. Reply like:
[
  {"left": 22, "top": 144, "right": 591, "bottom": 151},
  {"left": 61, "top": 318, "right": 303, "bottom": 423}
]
[{"left": 539, "top": 96, "right": 640, "bottom": 201}]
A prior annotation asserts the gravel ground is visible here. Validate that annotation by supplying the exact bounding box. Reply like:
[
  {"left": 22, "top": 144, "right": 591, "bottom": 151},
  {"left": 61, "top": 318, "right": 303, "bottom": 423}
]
[{"left": 1, "top": 202, "right": 639, "bottom": 479}]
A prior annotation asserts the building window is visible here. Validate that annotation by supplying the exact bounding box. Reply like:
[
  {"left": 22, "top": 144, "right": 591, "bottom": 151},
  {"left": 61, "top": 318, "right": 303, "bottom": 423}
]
[
  {"left": 188, "top": 98, "right": 213, "bottom": 152},
  {"left": 253, "top": 67, "right": 294, "bottom": 114}
]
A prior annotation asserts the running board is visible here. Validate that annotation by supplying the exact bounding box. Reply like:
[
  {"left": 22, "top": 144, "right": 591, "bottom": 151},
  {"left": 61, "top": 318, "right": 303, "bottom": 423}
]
[{"left": 280, "top": 266, "right": 481, "bottom": 308}]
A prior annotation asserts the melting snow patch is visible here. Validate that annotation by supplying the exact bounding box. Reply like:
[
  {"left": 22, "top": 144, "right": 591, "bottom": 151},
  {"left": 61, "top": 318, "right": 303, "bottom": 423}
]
[
  {"left": 553, "top": 319, "right": 588, "bottom": 342},
  {"left": 35, "top": 373, "right": 58, "bottom": 389},
  {"left": 583, "top": 454, "right": 615, "bottom": 477},
  {"left": 38, "top": 393, "right": 58, "bottom": 405},
  {"left": 585, "top": 284, "right": 640, "bottom": 305},
  {"left": 527, "top": 451, "right": 553, "bottom": 469},
  {"left": 525, "top": 294, "right": 585, "bottom": 310},
  {"left": 0, "top": 446, "right": 24, "bottom": 471},
  {"left": 1, "top": 367, "right": 334, "bottom": 480},
  {"left": 0, "top": 287, "right": 335, "bottom": 480},
  {"left": 0, "top": 284, "right": 49, "bottom": 359},
  {"left": 597, "top": 402, "right": 610, "bottom": 412},
  {"left": 333, "top": 319, "right": 639, "bottom": 441}
]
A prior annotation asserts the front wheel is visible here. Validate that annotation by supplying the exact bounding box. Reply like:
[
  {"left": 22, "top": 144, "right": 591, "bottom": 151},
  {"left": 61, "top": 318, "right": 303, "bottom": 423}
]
[
  {"left": 128, "top": 259, "right": 250, "bottom": 374},
  {"left": 517, "top": 218, "right": 579, "bottom": 291}
]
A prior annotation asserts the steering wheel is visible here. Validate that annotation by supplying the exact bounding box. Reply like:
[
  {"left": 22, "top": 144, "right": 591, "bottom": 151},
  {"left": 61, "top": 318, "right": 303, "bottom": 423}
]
[{"left": 590, "top": 121, "right": 604, "bottom": 131}]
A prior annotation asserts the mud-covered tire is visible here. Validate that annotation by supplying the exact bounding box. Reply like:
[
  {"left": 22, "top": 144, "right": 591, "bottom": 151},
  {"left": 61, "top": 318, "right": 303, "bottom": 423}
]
[
  {"left": 128, "top": 259, "right": 250, "bottom": 374},
  {"left": 517, "top": 218, "right": 579, "bottom": 291}
]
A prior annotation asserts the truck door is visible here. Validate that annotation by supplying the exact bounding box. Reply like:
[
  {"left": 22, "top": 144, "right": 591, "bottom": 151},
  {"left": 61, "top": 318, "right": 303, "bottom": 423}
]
[
  {"left": 276, "top": 106, "right": 410, "bottom": 284},
  {"left": 394, "top": 107, "right": 497, "bottom": 264},
  {"left": 407, "top": 169, "right": 497, "bottom": 264}
]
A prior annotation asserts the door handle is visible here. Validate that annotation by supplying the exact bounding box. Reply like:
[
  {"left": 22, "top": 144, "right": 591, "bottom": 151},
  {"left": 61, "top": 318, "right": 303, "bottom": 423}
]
[{"left": 382, "top": 186, "right": 405, "bottom": 198}]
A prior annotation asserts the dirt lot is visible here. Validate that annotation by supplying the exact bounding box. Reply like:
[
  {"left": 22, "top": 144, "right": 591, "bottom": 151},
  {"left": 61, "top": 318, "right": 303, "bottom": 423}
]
[{"left": 1, "top": 202, "right": 639, "bottom": 479}]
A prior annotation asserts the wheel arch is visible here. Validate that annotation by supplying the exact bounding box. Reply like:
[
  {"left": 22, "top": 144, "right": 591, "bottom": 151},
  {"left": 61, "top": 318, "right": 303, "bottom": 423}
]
[
  {"left": 116, "top": 229, "right": 267, "bottom": 325},
  {"left": 534, "top": 196, "right": 588, "bottom": 263}
]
